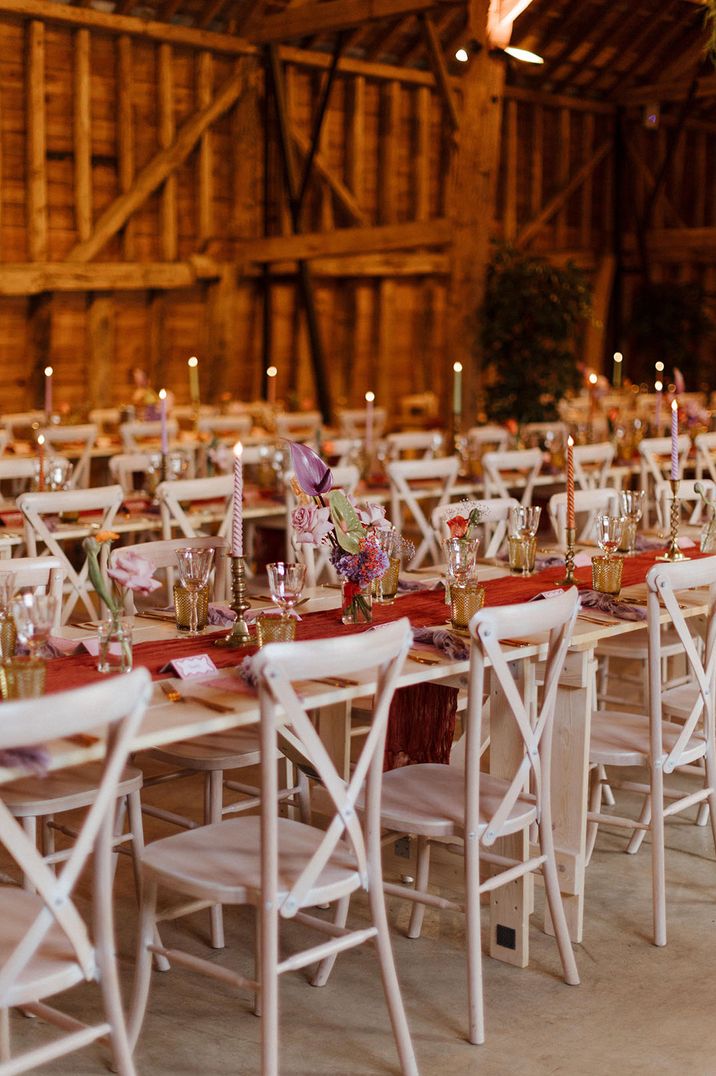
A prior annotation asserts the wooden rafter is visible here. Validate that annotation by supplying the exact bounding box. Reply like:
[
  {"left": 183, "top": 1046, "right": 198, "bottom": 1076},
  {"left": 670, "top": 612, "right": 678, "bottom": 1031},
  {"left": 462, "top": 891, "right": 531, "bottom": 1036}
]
[
  {"left": 198, "top": 0, "right": 230, "bottom": 29},
  {"left": 239, "top": 218, "right": 451, "bottom": 264},
  {"left": 248, "top": 0, "right": 457, "bottom": 44},
  {"left": 516, "top": 140, "right": 611, "bottom": 249},
  {"left": 419, "top": 13, "right": 459, "bottom": 131},
  {"left": 67, "top": 63, "right": 249, "bottom": 262}
]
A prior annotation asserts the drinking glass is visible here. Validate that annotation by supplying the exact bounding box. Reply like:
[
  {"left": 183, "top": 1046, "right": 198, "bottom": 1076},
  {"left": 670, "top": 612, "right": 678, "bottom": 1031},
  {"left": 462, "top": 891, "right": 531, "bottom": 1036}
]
[
  {"left": 509, "top": 504, "right": 541, "bottom": 538},
  {"left": 46, "top": 457, "right": 74, "bottom": 492},
  {"left": 10, "top": 592, "right": 57, "bottom": 657},
  {"left": 442, "top": 537, "right": 480, "bottom": 583},
  {"left": 175, "top": 548, "right": 214, "bottom": 637},
  {"left": 0, "top": 573, "right": 16, "bottom": 659},
  {"left": 266, "top": 562, "right": 306, "bottom": 620},
  {"left": 618, "top": 490, "right": 645, "bottom": 553},
  {"left": 595, "top": 514, "right": 623, "bottom": 558}
]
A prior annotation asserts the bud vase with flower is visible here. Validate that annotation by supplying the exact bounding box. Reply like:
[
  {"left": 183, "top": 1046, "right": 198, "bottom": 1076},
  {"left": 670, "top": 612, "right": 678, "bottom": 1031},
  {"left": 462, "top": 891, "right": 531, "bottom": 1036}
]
[{"left": 695, "top": 482, "right": 716, "bottom": 553}]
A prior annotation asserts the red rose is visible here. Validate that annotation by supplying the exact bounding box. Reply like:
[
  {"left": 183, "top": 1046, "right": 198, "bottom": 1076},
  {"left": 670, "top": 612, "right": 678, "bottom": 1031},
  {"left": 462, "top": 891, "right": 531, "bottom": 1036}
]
[{"left": 446, "top": 515, "right": 468, "bottom": 538}]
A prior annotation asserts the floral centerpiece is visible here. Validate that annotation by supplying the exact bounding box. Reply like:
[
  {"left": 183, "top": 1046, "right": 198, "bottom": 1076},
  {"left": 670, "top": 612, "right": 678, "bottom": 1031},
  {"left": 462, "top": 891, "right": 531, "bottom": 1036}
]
[
  {"left": 444, "top": 505, "right": 483, "bottom": 540},
  {"left": 288, "top": 442, "right": 391, "bottom": 624}
]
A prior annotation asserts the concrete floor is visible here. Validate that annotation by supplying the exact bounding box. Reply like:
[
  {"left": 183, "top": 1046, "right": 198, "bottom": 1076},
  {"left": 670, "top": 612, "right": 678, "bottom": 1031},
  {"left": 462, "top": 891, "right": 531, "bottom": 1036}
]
[{"left": 8, "top": 757, "right": 716, "bottom": 1076}]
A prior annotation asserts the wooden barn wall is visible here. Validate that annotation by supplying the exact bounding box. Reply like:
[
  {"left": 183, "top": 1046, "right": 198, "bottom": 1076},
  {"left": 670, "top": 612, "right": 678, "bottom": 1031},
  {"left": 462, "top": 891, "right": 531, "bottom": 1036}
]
[{"left": 0, "top": 8, "right": 629, "bottom": 417}]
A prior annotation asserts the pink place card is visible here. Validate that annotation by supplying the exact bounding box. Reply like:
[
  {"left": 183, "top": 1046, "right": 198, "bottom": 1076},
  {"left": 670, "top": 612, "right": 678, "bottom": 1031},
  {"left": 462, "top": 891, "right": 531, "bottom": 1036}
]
[{"left": 159, "top": 654, "right": 218, "bottom": 679}]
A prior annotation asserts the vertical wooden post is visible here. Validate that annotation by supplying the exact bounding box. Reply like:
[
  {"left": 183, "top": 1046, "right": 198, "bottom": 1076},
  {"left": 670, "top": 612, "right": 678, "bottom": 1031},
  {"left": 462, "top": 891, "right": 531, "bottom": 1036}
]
[
  {"left": 158, "top": 43, "right": 178, "bottom": 261},
  {"left": 207, "top": 269, "right": 238, "bottom": 401},
  {"left": 147, "top": 291, "right": 166, "bottom": 389},
  {"left": 556, "top": 107, "right": 570, "bottom": 248},
  {"left": 117, "top": 35, "right": 135, "bottom": 259},
  {"left": 504, "top": 97, "right": 518, "bottom": 240},
  {"left": 446, "top": 0, "right": 505, "bottom": 422},
  {"left": 74, "top": 29, "right": 93, "bottom": 244},
  {"left": 345, "top": 75, "right": 365, "bottom": 206},
  {"left": 87, "top": 294, "right": 115, "bottom": 409},
  {"left": 415, "top": 85, "right": 431, "bottom": 222},
  {"left": 197, "top": 50, "right": 214, "bottom": 245},
  {"left": 378, "top": 81, "right": 400, "bottom": 225},
  {"left": 27, "top": 294, "right": 52, "bottom": 409},
  {"left": 26, "top": 20, "right": 47, "bottom": 262}
]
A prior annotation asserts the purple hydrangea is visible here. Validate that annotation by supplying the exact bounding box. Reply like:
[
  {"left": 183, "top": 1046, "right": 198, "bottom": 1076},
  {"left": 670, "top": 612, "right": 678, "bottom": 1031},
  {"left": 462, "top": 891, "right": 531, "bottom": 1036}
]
[{"left": 330, "top": 540, "right": 389, "bottom": 587}]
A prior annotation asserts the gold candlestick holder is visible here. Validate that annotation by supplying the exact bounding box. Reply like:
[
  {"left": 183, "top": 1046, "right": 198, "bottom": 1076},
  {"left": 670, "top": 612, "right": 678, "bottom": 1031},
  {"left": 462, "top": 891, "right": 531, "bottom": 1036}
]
[
  {"left": 215, "top": 554, "right": 253, "bottom": 648},
  {"left": 657, "top": 479, "right": 690, "bottom": 562},
  {"left": 556, "top": 526, "right": 577, "bottom": 585}
]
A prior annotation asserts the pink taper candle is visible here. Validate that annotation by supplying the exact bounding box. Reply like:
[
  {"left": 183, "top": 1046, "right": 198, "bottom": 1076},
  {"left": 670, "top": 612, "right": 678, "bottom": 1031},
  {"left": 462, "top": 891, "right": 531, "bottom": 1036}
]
[
  {"left": 44, "top": 366, "right": 53, "bottom": 415},
  {"left": 654, "top": 380, "right": 663, "bottom": 431},
  {"left": 232, "top": 441, "right": 244, "bottom": 557},
  {"left": 670, "top": 399, "right": 679, "bottom": 481},
  {"left": 364, "top": 391, "right": 375, "bottom": 456},
  {"left": 566, "top": 435, "right": 575, "bottom": 530},
  {"left": 159, "top": 389, "right": 168, "bottom": 454},
  {"left": 267, "top": 366, "right": 277, "bottom": 406}
]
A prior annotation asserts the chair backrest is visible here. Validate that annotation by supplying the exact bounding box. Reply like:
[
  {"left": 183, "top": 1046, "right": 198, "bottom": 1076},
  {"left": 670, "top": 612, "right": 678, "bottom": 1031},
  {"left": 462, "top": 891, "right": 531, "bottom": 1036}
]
[
  {"left": 88, "top": 407, "right": 121, "bottom": 433},
  {"left": 0, "top": 412, "right": 46, "bottom": 438},
  {"left": 111, "top": 535, "right": 228, "bottom": 610},
  {"left": 548, "top": 487, "right": 620, "bottom": 547},
  {"left": 252, "top": 620, "right": 412, "bottom": 915},
  {"left": 466, "top": 588, "right": 579, "bottom": 847},
  {"left": 695, "top": 432, "right": 716, "bottom": 484},
  {"left": 646, "top": 557, "right": 716, "bottom": 774},
  {"left": 467, "top": 425, "right": 509, "bottom": 450},
  {"left": 274, "top": 412, "right": 322, "bottom": 440},
  {"left": 431, "top": 497, "right": 520, "bottom": 558},
  {"left": 0, "top": 556, "right": 65, "bottom": 629},
  {"left": 481, "top": 447, "right": 543, "bottom": 507},
  {"left": 639, "top": 435, "right": 692, "bottom": 527},
  {"left": 119, "top": 419, "right": 179, "bottom": 451},
  {"left": 321, "top": 437, "right": 362, "bottom": 467},
  {"left": 337, "top": 408, "right": 388, "bottom": 440},
  {"left": 386, "top": 456, "right": 460, "bottom": 568},
  {"left": 287, "top": 466, "right": 361, "bottom": 586},
  {"left": 39, "top": 424, "right": 98, "bottom": 489},
  {"left": 156, "top": 473, "right": 233, "bottom": 541},
  {"left": 108, "top": 452, "right": 154, "bottom": 494},
  {"left": 655, "top": 477, "right": 716, "bottom": 528},
  {"left": 197, "top": 414, "right": 253, "bottom": 440},
  {"left": 0, "top": 670, "right": 152, "bottom": 1005},
  {"left": 17, "top": 485, "right": 125, "bottom": 623},
  {"left": 384, "top": 430, "right": 443, "bottom": 460},
  {"left": 521, "top": 421, "right": 568, "bottom": 447},
  {"left": 572, "top": 441, "right": 615, "bottom": 491}
]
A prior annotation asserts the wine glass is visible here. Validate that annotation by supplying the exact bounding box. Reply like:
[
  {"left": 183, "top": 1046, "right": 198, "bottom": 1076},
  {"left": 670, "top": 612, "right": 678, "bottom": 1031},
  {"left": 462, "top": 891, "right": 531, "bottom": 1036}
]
[
  {"left": 509, "top": 505, "right": 541, "bottom": 538},
  {"left": 595, "top": 514, "right": 623, "bottom": 558},
  {"left": 266, "top": 562, "right": 306, "bottom": 620},
  {"left": 619, "top": 490, "right": 645, "bottom": 553},
  {"left": 442, "top": 537, "right": 479, "bottom": 584},
  {"left": 11, "top": 592, "right": 57, "bottom": 657},
  {"left": 175, "top": 547, "right": 214, "bottom": 637}
]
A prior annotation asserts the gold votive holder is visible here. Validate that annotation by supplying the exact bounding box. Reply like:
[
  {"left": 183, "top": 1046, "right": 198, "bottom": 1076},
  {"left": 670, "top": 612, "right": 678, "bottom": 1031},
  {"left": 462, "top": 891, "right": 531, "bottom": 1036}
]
[
  {"left": 372, "top": 556, "right": 401, "bottom": 605},
  {"left": 449, "top": 581, "right": 485, "bottom": 631},
  {"left": 0, "top": 613, "right": 17, "bottom": 660},
  {"left": 173, "top": 582, "right": 210, "bottom": 632},
  {"left": 0, "top": 656, "right": 45, "bottom": 700},
  {"left": 618, "top": 518, "right": 637, "bottom": 554},
  {"left": 591, "top": 555, "right": 623, "bottom": 596},
  {"left": 508, "top": 534, "right": 537, "bottom": 575},
  {"left": 255, "top": 614, "right": 296, "bottom": 646}
]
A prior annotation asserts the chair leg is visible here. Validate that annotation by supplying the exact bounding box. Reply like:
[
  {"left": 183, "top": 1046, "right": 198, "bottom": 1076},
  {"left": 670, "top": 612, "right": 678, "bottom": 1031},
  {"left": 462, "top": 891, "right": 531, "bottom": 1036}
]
[
  {"left": 127, "top": 877, "right": 159, "bottom": 1053},
  {"left": 650, "top": 763, "right": 667, "bottom": 947},
  {"left": 596, "top": 656, "right": 609, "bottom": 711},
  {"left": 21, "top": 817, "right": 37, "bottom": 891},
  {"left": 585, "top": 767, "right": 602, "bottom": 866},
  {"left": 626, "top": 794, "right": 651, "bottom": 855},
  {"left": 205, "top": 770, "right": 225, "bottom": 949},
  {"left": 127, "top": 789, "right": 170, "bottom": 974},
  {"left": 95, "top": 831, "right": 138, "bottom": 1076},
  {"left": 40, "top": 815, "right": 55, "bottom": 861},
  {"left": 702, "top": 743, "right": 716, "bottom": 856},
  {"left": 465, "top": 833, "right": 484, "bottom": 1045},
  {"left": 407, "top": 837, "right": 431, "bottom": 940},
  {"left": 311, "top": 896, "right": 351, "bottom": 987},
  {"left": 539, "top": 818, "right": 580, "bottom": 986},
  {"left": 111, "top": 796, "right": 128, "bottom": 884},
  {"left": 599, "top": 764, "right": 616, "bottom": 808},
  {"left": 297, "top": 770, "right": 312, "bottom": 825},
  {"left": 0, "top": 1007, "right": 10, "bottom": 1062},
  {"left": 367, "top": 881, "right": 418, "bottom": 1075}
]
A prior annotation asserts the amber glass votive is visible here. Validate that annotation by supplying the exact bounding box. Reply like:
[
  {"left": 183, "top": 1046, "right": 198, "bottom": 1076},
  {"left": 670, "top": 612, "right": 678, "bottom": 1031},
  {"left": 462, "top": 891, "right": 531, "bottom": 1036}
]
[
  {"left": 372, "top": 557, "right": 401, "bottom": 605},
  {"left": 173, "top": 583, "right": 209, "bottom": 632},
  {"left": 449, "top": 581, "right": 485, "bottom": 631},
  {"left": 256, "top": 615, "right": 296, "bottom": 646},
  {"left": 508, "top": 534, "right": 537, "bottom": 575},
  {"left": 618, "top": 518, "right": 637, "bottom": 553},
  {"left": 591, "top": 555, "right": 623, "bottom": 596},
  {"left": 0, "top": 613, "right": 16, "bottom": 659},
  {"left": 0, "top": 656, "right": 45, "bottom": 700}
]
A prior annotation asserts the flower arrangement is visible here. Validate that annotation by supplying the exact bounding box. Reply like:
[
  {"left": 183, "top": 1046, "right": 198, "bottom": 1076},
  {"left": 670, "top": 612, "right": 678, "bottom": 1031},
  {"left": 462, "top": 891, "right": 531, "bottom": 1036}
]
[
  {"left": 288, "top": 441, "right": 392, "bottom": 623},
  {"left": 444, "top": 505, "right": 484, "bottom": 540},
  {"left": 695, "top": 483, "right": 716, "bottom": 552},
  {"left": 83, "top": 531, "right": 161, "bottom": 620}
]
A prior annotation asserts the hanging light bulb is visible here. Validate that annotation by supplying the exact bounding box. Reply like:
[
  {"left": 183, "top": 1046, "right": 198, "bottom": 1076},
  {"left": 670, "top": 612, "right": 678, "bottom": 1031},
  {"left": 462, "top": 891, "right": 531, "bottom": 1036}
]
[
  {"left": 504, "top": 45, "right": 544, "bottom": 64},
  {"left": 455, "top": 47, "right": 469, "bottom": 62}
]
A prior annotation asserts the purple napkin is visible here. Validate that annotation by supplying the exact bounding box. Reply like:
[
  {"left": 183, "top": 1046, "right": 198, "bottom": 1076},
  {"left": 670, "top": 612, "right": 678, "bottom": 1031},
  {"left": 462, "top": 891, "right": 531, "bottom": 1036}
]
[
  {"left": 398, "top": 576, "right": 443, "bottom": 593},
  {"left": 580, "top": 590, "right": 646, "bottom": 621},
  {"left": 0, "top": 746, "right": 50, "bottom": 776},
  {"left": 412, "top": 626, "right": 469, "bottom": 661}
]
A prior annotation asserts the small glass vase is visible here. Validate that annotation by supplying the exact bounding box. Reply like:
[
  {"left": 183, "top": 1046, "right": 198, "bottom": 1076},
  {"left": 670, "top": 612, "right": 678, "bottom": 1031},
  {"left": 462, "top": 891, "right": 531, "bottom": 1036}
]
[
  {"left": 97, "top": 616, "right": 133, "bottom": 674},
  {"left": 341, "top": 579, "right": 372, "bottom": 625}
]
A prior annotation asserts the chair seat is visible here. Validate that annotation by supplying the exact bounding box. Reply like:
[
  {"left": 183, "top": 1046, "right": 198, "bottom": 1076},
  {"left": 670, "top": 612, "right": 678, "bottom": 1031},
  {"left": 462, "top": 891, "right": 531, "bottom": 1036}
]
[
  {"left": 590, "top": 710, "right": 707, "bottom": 768},
  {"left": 362, "top": 764, "right": 537, "bottom": 839},
  {"left": 596, "top": 624, "right": 685, "bottom": 660},
  {"left": 1, "top": 764, "right": 142, "bottom": 816},
  {"left": 147, "top": 729, "right": 264, "bottom": 771},
  {"left": 142, "top": 816, "right": 361, "bottom": 908},
  {"left": 0, "top": 888, "right": 87, "bottom": 1006},
  {"left": 661, "top": 682, "right": 701, "bottom": 722}
]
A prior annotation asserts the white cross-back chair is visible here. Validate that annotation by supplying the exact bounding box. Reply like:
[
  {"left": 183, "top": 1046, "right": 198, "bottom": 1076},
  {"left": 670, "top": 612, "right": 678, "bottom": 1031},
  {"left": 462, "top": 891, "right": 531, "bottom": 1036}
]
[
  {"left": 286, "top": 465, "right": 360, "bottom": 585},
  {"left": 321, "top": 437, "right": 362, "bottom": 466},
  {"left": 274, "top": 411, "right": 322, "bottom": 441},
  {"left": 337, "top": 407, "right": 388, "bottom": 440},
  {"left": 0, "top": 556, "right": 64, "bottom": 628},
  {"left": 549, "top": 487, "right": 620, "bottom": 547},
  {"left": 0, "top": 431, "right": 9, "bottom": 458},
  {"left": 0, "top": 459, "right": 39, "bottom": 502},
  {"left": 17, "top": 485, "right": 124, "bottom": 624},
  {"left": 345, "top": 590, "right": 580, "bottom": 1045},
  {"left": 384, "top": 430, "right": 443, "bottom": 460},
  {"left": 108, "top": 453, "right": 154, "bottom": 496},
  {"left": 655, "top": 477, "right": 716, "bottom": 530},
  {"left": 0, "top": 669, "right": 152, "bottom": 1076},
  {"left": 573, "top": 442, "right": 616, "bottom": 491},
  {"left": 127, "top": 622, "right": 418, "bottom": 1076},
  {"left": 38, "top": 425, "right": 97, "bottom": 489},
  {"left": 587, "top": 557, "right": 716, "bottom": 946},
  {"left": 521, "top": 421, "right": 569, "bottom": 446},
  {"left": 695, "top": 432, "right": 716, "bottom": 484},
  {"left": 88, "top": 408, "right": 120, "bottom": 434},
  {"left": 197, "top": 414, "right": 252, "bottom": 441},
  {"left": 113, "top": 536, "right": 228, "bottom": 611},
  {"left": 156, "top": 474, "right": 233, "bottom": 542},
  {"left": 466, "top": 425, "right": 510, "bottom": 452},
  {"left": 638, "top": 435, "right": 691, "bottom": 527},
  {"left": 387, "top": 456, "right": 459, "bottom": 568},
  {"left": 481, "top": 447, "right": 543, "bottom": 507},
  {"left": 0, "top": 413, "right": 45, "bottom": 439},
  {"left": 119, "top": 420, "right": 179, "bottom": 452},
  {"left": 431, "top": 497, "right": 520, "bottom": 559}
]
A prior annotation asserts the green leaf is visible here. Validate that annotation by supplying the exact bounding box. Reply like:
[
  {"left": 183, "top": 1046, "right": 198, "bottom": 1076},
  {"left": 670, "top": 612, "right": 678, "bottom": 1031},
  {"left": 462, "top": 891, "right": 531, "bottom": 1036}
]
[{"left": 329, "top": 491, "right": 364, "bottom": 554}]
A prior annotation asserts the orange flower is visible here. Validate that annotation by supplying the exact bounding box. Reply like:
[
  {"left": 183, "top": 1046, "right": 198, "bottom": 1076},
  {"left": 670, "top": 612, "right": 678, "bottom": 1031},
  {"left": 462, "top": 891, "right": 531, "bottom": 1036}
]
[
  {"left": 95, "top": 530, "right": 119, "bottom": 544},
  {"left": 446, "top": 516, "right": 468, "bottom": 539}
]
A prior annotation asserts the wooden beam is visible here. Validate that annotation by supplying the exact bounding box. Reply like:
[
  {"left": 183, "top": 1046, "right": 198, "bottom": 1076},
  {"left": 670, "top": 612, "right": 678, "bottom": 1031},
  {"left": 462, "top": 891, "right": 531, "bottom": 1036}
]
[
  {"left": 419, "top": 13, "right": 460, "bottom": 132},
  {"left": 503, "top": 97, "right": 518, "bottom": 240},
  {"left": 25, "top": 19, "right": 47, "bottom": 262},
  {"left": 158, "top": 43, "right": 178, "bottom": 261},
  {"left": 27, "top": 293, "right": 52, "bottom": 410},
  {"left": 67, "top": 64, "right": 248, "bottom": 262},
  {"left": 379, "top": 81, "right": 400, "bottom": 224},
  {"left": 86, "top": 294, "right": 115, "bottom": 408},
  {"left": 73, "top": 28, "right": 92, "bottom": 244},
  {"left": 345, "top": 75, "right": 366, "bottom": 206},
  {"left": 291, "top": 128, "right": 366, "bottom": 225},
  {"left": 199, "top": 0, "right": 231, "bottom": 30},
  {"left": 197, "top": 51, "right": 214, "bottom": 245},
  {"left": 516, "top": 140, "right": 611, "bottom": 249},
  {"left": 0, "top": 261, "right": 221, "bottom": 296},
  {"left": 624, "top": 138, "right": 686, "bottom": 229},
  {"left": 239, "top": 218, "right": 452, "bottom": 263},
  {"left": 249, "top": 0, "right": 452, "bottom": 43},
  {"left": 116, "top": 35, "right": 135, "bottom": 259},
  {"left": 414, "top": 85, "right": 431, "bottom": 221},
  {"left": 617, "top": 74, "right": 716, "bottom": 106},
  {"left": 644, "top": 228, "right": 716, "bottom": 256},
  {"left": 582, "top": 255, "right": 615, "bottom": 373}
]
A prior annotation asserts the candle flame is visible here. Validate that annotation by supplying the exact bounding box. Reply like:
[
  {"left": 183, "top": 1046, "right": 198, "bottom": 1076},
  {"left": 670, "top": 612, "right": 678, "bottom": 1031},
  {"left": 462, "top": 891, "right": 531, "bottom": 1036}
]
[
  {"left": 453, "top": 362, "right": 463, "bottom": 373},
  {"left": 567, "top": 435, "right": 574, "bottom": 447},
  {"left": 613, "top": 352, "right": 622, "bottom": 362},
  {"left": 671, "top": 399, "right": 678, "bottom": 412},
  {"left": 365, "top": 391, "right": 375, "bottom": 403},
  {"left": 655, "top": 380, "right": 663, "bottom": 392},
  {"left": 266, "top": 366, "right": 278, "bottom": 378},
  {"left": 158, "top": 388, "right": 167, "bottom": 400},
  {"left": 655, "top": 361, "right": 665, "bottom": 372},
  {"left": 187, "top": 356, "right": 198, "bottom": 368},
  {"left": 44, "top": 366, "right": 53, "bottom": 377},
  {"left": 37, "top": 434, "right": 45, "bottom": 446},
  {"left": 233, "top": 441, "right": 243, "bottom": 459},
  {"left": 588, "top": 372, "right": 598, "bottom": 385}
]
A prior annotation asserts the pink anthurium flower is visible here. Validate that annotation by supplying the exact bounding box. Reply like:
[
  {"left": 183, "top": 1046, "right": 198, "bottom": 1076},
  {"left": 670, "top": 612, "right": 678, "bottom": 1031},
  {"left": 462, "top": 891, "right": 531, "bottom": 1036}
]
[
  {"left": 288, "top": 440, "right": 333, "bottom": 497},
  {"left": 108, "top": 550, "right": 161, "bottom": 595}
]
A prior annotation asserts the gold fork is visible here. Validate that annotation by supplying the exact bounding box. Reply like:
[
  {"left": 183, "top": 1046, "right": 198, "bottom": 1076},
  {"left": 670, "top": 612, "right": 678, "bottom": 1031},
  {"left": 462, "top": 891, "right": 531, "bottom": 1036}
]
[
  {"left": 159, "top": 682, "right": 234, "bottom": 713},
  {"left": 408, "top": 651, "right": 444, "bottom": 666}
]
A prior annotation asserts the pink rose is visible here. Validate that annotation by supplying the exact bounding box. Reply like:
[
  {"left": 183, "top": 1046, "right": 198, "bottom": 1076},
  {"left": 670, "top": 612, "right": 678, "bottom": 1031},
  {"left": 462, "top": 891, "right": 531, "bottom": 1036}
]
[
  {"left": 108, "top": 550, "right": 161, "bottom": 594},
  {"left": 291, "top": 504, "right": 334, "bottom": 545},
  {"left": 356, "top": 502, "right": 389, "bottom": 530}
]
